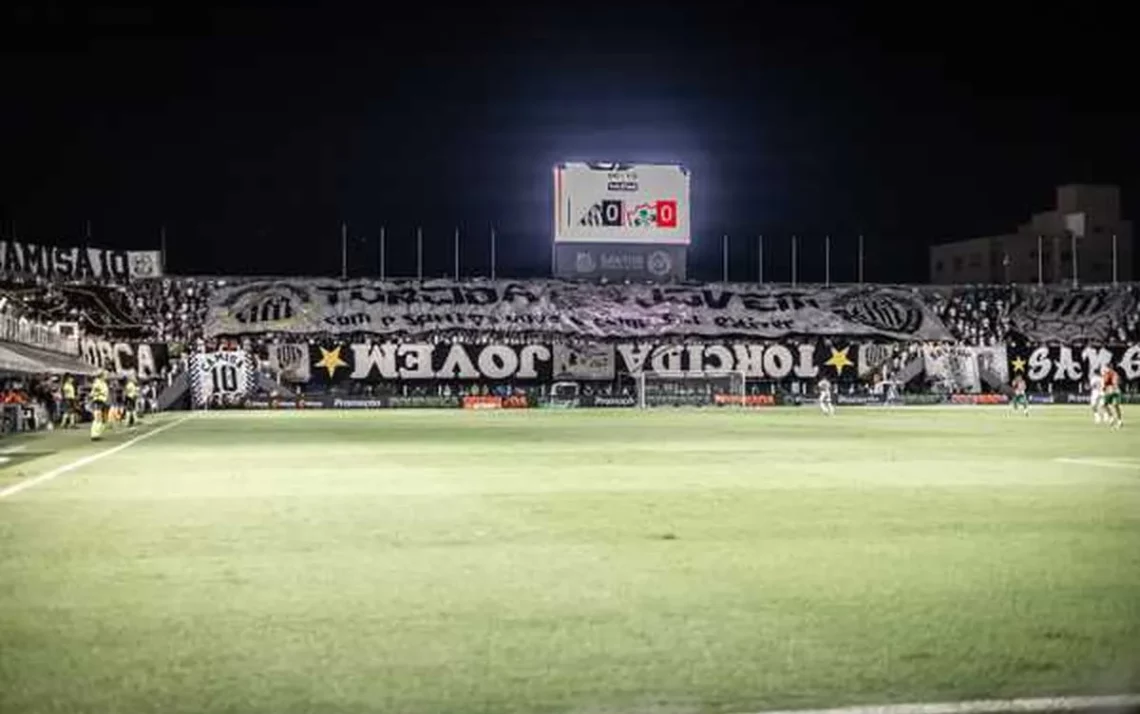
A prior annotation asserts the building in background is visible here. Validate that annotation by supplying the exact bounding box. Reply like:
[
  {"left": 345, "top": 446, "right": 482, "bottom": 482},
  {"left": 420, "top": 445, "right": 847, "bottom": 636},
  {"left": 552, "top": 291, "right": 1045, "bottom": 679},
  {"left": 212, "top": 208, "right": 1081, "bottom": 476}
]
[{"left": 930, "top": 184, "right": 1133, "bottom": 285}]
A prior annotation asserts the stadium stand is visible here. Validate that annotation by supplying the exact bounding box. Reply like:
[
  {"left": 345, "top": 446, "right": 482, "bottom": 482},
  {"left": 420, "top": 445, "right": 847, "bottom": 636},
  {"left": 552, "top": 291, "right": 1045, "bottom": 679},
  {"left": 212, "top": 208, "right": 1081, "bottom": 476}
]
[
  {"left": 6, "top": 277, "right": 1140, "bottom": 346},
  {"left": 3, "top": 269, "right": 1140, "bottom": 423}
]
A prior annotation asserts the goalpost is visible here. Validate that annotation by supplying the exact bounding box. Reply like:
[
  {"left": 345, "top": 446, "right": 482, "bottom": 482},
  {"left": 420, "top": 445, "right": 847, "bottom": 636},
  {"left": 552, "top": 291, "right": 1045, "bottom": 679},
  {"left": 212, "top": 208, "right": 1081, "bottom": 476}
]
[
  {"left": 880, "top": 379, "right": 903, "bottom": 406},
  {"left": 634, "top": 371, "right": 747, "bottom": 408},
  {"left": 548, "top": 381, "right": 580, "bottom": 408}
]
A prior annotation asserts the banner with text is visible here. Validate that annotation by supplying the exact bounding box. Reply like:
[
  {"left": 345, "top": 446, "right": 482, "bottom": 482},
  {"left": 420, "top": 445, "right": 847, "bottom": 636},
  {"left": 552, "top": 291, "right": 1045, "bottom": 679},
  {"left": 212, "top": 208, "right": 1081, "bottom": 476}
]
[
  {"left": 78, "top": 339, "right": 171, "bottom": 380},
  {"left": 207, "top": 279, "right": 953, "bottom": 341},
  {"left": 303, "top": 340, "right": 862, "bottom": 383},
  {"left": 189, "top": 351, "right": 256, "bottom": 406},
  {"left": 1009, "top": 343, "right": 1140, "bottom": 389},
  {"left": 1, "top": 240, "right": 162, "bottom": 281}
]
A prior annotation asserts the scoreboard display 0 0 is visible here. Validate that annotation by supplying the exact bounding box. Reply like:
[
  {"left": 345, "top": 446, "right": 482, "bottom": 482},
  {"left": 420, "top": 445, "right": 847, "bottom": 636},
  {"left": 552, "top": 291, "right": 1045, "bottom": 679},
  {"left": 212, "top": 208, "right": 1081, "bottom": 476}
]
[{"left": 554, "top": 162, "right": 690, "bottom": 245}]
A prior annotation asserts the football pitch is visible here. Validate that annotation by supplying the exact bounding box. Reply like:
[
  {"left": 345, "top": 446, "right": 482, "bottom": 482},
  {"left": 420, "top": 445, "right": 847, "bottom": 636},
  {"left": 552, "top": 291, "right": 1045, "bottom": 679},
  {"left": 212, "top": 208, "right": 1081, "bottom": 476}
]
[{"left": 1, "top": 407, "right": 1138, "bottom": 714}]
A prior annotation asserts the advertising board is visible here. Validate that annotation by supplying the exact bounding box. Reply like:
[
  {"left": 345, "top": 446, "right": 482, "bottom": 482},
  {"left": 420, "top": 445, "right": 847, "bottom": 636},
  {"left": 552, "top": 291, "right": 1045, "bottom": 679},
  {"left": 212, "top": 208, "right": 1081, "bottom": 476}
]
[{"left": 553, "top": 243, "right": 687, "bottom": 281}]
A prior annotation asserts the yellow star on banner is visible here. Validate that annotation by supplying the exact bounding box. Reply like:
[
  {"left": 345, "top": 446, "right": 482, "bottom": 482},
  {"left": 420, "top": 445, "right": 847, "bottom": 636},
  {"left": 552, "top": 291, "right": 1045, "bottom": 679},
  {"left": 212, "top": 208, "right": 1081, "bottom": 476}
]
[
  {"left": 314, "top": 345, "right": 348, "bottom": 378},
  {"left": 1011, "top": 356, "right": 1026, "bottom": 373},
  {"left": 824, "top": 345, "right": 855, "bottom": 376}
]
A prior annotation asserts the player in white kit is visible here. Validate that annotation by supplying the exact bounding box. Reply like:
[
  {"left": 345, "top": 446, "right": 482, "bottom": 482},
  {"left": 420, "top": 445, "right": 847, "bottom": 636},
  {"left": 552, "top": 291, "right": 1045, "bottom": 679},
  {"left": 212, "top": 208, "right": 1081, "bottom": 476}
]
[
  {"left": 818, "top": 377, "right": 835, "bottom": 416},
  {"left": 1089, "top": 372, "right": 1106, "bottom": 424}
]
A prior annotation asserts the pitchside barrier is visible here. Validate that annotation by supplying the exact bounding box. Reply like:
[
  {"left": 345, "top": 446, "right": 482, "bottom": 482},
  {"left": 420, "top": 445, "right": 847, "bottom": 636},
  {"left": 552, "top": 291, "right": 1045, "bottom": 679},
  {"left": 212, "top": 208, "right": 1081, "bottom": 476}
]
[
  {"left": 183, "top": 341, "right": 1140, "bottom": 409},
  {"left": 223, "top": 392, "right": 1140, "bottom": 410}
]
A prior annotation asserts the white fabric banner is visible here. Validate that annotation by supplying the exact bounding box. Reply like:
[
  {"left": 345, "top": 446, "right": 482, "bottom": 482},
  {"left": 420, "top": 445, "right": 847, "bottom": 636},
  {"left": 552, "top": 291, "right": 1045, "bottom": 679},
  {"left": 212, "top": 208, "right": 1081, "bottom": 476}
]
[
  {"left": 922, "top": 345, "right": 1008, "bottom": 393},
  {"left": 1008, "top": 287, "right": 1137, "bottom": 343},
  {"left": 268, "top": 343, "right": 311, "bottom": 383},
  {"left": 206, "top": 279, "right": 954, "bottom": 341},
  {"left": 552, "top": 343, "right": 616, "bottom": 380},
  {"left": 189, "top": 351, "right": 255, "bottom": 406}
]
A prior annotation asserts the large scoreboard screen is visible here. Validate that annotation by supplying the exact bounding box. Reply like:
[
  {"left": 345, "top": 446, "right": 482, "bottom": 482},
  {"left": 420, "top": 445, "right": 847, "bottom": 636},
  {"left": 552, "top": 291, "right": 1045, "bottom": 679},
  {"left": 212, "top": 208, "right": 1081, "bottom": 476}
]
[{"left": 554, "top": 162, "right": 690, "bottom": 245}]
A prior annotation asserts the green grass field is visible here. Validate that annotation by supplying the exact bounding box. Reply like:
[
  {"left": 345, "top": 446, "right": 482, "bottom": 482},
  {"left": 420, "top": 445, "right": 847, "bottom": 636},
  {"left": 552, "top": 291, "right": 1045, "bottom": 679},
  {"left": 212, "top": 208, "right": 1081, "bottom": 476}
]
[{"left": 1, "top": 407, "right": 1138, "bottom": 714}]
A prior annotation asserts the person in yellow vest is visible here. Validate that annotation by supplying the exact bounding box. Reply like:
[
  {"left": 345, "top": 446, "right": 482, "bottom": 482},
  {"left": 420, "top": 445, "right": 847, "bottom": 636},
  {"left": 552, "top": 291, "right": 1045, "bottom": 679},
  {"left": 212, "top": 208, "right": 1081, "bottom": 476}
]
[
  {"left": 124, "top": 377, "right": 140, "bottom": 428},
  {"left": 89, "top": 371, "right": 111, "bottom": 441},
  {"left": 61, "top": 375, "right": 78, "bottom": 429}
]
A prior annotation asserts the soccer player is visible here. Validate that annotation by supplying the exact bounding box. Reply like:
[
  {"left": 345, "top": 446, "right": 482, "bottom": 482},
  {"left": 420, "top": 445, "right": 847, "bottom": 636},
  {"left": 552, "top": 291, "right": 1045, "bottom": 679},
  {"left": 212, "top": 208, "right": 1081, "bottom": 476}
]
[
  {"left": 818, "top": 377, "right": 835, "bottom": 416},
  {"left": 1011, "top": 375, "right": 1029, "bottom": 415},
  {"left": 1101, "top": 365, "right": 1123, "bottom": 429},
  {"left": 1089, "top": 371, "right": 1106, "bottom": 424},
  {"left": 124, "top": 376, "right": 140, "bottom": 428},
  {"left": 89, "top": 370, "right": 111, "bottom": 441}
]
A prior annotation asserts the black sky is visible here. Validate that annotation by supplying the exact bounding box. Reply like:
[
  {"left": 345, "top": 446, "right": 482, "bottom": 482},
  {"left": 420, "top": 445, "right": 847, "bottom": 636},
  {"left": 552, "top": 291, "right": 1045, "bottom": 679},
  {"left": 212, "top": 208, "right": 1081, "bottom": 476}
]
[{"left": 1, "top": 2, "right": 1136, "bottom": 282}]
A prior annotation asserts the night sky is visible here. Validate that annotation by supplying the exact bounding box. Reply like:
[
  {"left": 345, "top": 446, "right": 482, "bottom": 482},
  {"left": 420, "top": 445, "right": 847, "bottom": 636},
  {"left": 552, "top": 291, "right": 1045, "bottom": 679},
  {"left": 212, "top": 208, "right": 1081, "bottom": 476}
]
[{"left": 1, "top": 3, "right": 1136, "bottom": 282}]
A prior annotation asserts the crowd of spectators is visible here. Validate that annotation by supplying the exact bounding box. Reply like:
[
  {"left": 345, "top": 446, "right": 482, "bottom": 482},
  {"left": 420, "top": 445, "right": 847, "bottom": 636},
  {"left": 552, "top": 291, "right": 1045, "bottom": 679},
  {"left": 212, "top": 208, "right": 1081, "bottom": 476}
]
[
  {"left": 924, "top": 287, "right": 1011, "bottom": 346},
  {"left": 4, "top": 274, "right": 1140, "bottom": 351},
  {"left": 126, "top": 278, "right": 213, "bottom": 343},
  {"left": 0, "top": 377, "right": 48, "bottom": 433},
  {"left": 923, "top": 283, "right": 1140, "bottom": 347},
  {"left": 3, "top": 273, "right": 1140, "bottom": 424}
]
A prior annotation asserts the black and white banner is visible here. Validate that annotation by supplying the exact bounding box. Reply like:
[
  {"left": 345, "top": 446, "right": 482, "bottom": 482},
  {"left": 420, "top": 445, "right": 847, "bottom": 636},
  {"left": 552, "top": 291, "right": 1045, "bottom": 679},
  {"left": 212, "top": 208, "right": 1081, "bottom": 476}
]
[
  {"left": 1008, "top": 287, "right": 1138, "bottom": 343},
  {"left": 0, "top": 240, "right": 162, "bottom": 281},
  {"left": 189, "top": 351, "right": 256, "bottom": 406},
  {"left": 1009, "top": 344, "right": 1140, "bottom": 389},
  {"left": 267, "top": 343, "right": 311, "bottom": 383},
  {"left": 922, "top": 345, "right": 1009, "bottom": 393},
  {"left": 206, "top": 279, "right": 953, "bottom": 341},
  {"left": 552, "top": 343, "right": 618, "bottom": 380},
  {"left": 857, "top": 343, "right": 902, "bottom": 379},
  {"left": 305, "top": 340, "right": 861, "bottom": 383},
  {"left": 308, "top": 343, "right": 550, "bottom": 382},
  {"left": 78, "top": 339, "right": 171, "bottom": 379}
]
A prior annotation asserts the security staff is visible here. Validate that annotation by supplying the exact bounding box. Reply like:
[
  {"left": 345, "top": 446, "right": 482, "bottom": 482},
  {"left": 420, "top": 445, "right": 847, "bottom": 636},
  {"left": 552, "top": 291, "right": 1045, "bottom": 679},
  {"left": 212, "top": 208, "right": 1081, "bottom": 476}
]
[
  {"left": 61, "top": 376, "right": 78, "bottom": 429},
  {"left": 89, "top": 371, "right": 111, "bottom": 441},
  {"left": 124, "top": 377, "right": 140, "bottom": 428}
]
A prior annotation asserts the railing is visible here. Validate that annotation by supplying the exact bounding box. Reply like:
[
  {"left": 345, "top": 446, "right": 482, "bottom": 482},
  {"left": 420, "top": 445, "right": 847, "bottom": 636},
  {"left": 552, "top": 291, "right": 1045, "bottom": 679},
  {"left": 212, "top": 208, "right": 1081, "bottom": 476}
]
[{"left": 0, "top": 311, "right": 80, "bottom": 355}]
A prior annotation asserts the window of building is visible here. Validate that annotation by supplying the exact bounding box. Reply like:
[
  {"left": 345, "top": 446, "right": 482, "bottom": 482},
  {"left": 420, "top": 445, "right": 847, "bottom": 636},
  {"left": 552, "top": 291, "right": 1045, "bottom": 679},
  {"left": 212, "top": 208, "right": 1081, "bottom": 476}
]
[
  {"left": 953, "top": 256, "right": 963, "bottom": 272},
  {"left": 969, "top": 253, "right": 982, "bottom": 267},
  {"left": 935, "top": 260, "right": 944, "bottom": 273}
]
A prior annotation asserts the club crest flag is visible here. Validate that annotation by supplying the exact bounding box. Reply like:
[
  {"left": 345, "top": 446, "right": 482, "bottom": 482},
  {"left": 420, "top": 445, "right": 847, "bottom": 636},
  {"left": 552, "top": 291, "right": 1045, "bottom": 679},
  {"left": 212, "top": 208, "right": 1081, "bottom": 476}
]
[{"left": 269, "top": 343, "right": 311, "bottom": 383}]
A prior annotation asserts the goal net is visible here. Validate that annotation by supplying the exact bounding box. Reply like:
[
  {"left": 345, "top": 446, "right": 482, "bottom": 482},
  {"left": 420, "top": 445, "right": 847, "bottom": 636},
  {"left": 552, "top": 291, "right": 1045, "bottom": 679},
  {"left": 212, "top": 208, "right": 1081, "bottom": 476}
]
[
  {"left": 548, "top": 381, "right": 580, "bottom": 408},
  {"left": 634, "top": 371, "right": 747, "bottom": 408}
]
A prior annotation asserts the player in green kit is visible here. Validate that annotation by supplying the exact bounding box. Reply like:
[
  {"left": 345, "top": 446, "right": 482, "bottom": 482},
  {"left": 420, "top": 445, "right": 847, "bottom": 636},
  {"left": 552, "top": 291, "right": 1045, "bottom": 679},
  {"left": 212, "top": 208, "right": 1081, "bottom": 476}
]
[
  {"left": 1101, "top": 365, "right": 1123, "bottom": 429},
  {"left": 1011, "top": 375, "right": 1029, "bottom": 415}
]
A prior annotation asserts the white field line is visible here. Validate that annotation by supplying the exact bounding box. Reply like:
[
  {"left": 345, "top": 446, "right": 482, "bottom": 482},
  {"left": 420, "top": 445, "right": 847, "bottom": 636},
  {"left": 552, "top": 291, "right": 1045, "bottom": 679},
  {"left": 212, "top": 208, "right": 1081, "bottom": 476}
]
[
  {"left": 736, "top": 694, "right": 1140, "bottom": 714},
  {"left": 1055, "top": 457, "right": 1140, "bottom": 470},
  {"left": 0, "top": 414, "right": 194, "bottom": 501}
]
